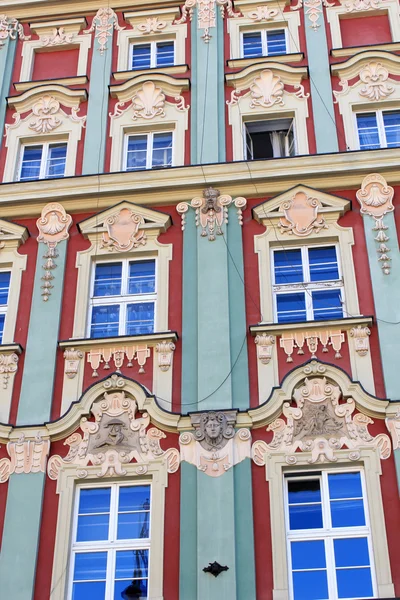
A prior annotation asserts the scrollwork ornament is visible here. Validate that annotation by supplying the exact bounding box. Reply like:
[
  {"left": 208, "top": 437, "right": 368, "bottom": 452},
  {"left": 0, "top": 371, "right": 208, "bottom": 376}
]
[
  {"left": 29, "top": 96, "right": 62, "bottom": 134},
  {"left": 175, "top": 0, "right": 240, "bottom": 43},
  {"left": 0, "top": 14, "right": 30, "bottom": 48},
  {"left": 84, "top": 7, "right": 124, "bottom": 54},
  {"left": 359, "top": 62, "right": 394, "bottom": 101},
  {"left": 250, "top": 69, "right": 284, "bottom": 108},
  {"left": 131, "top": 81, "right": 166, "bottom": 120}
]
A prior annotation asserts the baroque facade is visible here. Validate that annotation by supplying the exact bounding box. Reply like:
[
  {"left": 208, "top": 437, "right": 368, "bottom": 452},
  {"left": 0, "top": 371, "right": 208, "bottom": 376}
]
[{"left": 0, "top": 0, "right": 399, "bottom": 599}]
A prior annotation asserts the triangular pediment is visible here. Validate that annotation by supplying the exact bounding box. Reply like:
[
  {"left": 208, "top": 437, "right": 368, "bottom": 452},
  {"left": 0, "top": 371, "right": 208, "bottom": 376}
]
[
  {"left": 252, "top": 185, "right": 351, "bottom": 224},
  {"left": 0, "top": 218, "right": 29, "bottom": 247},
  {"left": 78, "top": 201, "right": 172, "bottom": 238}
]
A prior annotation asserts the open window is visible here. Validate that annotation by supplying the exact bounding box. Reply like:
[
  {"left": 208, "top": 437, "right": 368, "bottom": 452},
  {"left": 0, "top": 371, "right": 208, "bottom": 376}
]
[{"left": 244, "top": 119, "right": 295, "bottom": 160}]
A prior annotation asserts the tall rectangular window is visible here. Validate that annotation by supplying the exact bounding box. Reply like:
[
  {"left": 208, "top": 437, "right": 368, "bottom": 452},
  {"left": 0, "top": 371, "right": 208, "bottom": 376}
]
[
  {"left": 356, "top": 110, "right": 400, "bottom": 150},
  {"left": 242, "top": 29, "right": 287, "bottom": 58},
  {"left": 125, "top": 133, "right": 173, "bottom": 171},
  {"left": 89, "top": 259, "right": 156, "bottom": 338},
  {"left": 18, "top": 143, "right": 67, "bottom": 181},
  {"left": 272, "top": 245, "right": 344, "bottom": 323},
  {"left": 0, "top": 271, "right": 11, "bottom": 344},
  {"left": 70, "top": 484, "right": 151, "bottom": 599},
  {"left": 245, "top": 119, "right": 295, "bottom": 160},
  {"left": 130, "top": 40, "right": 175, "bottom": 70},
  {"left": 285, "top": 471, "right": 376, "bottom": 600}
]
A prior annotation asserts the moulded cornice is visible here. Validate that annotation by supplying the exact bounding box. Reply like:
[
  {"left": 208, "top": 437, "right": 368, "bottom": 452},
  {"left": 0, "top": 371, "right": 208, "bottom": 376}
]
[
  {"left": 225, "top": 61, "right": 308, "bottom": 88},
  {"left": 252, "top": 184, "right": 351, "bottom": 223},
  {"left": 227, "top": 53, "right": 304, "bottom": 69},
  {"left": 331, "top": 42, "right": 400, "bottom": 59},
  {"left": 248, "top": 360, "right": 390, "bottom": 428},
  {"left": 7, "top": 84, "right": 87, "bottom": 112},
  {"left": 14, "top": 76, "right": 88, "bottom": 93},
  {"left": 0, "top": 218, "right": 29, "bottom": 246},
  {"left": 59, "top": 331, "right": 178, "bottom": 351},
  {"left": 330, "top": 50, "right": 400, "bottom": 79},
  {"left": 110, "top": 73, "right": 190, "bottom": 102},
  {"left": 28, "top": 17, "right": 87, "bottom": 33},
  {"left": 1, "top": 149, "right": 400, "bottom": 218},
  {"left": 249, "top": 316, "right": 373, "bottom": 334},
  {"left": 113, "top": 65, "right": 189, "bottom": 81},
  {"left": 123, "top": 6, "right": 181, "bottom": 25}
]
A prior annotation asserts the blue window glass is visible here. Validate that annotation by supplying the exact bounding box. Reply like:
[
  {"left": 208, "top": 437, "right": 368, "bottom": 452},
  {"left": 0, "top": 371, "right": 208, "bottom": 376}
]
[
  {"left": 126, "top": 302, "right": 154, "bottom": 335},
  {"left": 276, "top": 293, "right": 307, "bottom": 323},
  {"left": 308, "top": 247, "right": 339, "bottom": 282},
  {"left": 156, "top": 41, "right": 174, "bottom": 66},
  {"left": 127, "top": 135, "right": 148, "bottom": 171},
  {"left": 243, "top": 32, "right": 263, "bottom": 57},
  {"left": 129, "top": 261, "right": 156, "bottom": 295},
  {"left": 72, "top": 552, "right": 107, "bottom": 600},
  {"left": 117, "top": 486, "right": 151, "bottom": 540},
  {"left": 0, "top": 315, "right": 4, "bottom": 344},
  {"left": 291, "top": 540, "right": 326, "bottom": 570},
  {"left": 90, "top": 305, "right": 120, "bottom": 338},
  {"left": 152, "top": 132, "right": 173, "bottom": 168},
  {"left": 335, "top": 538, "right": 373, "bottom": 598},
  {"left": 292, "top": 570, "right": 329, "bottom": 600},
  {"left": 328, "top": 472, "right": 363, "bottom": 500},
  {"left": 383, "top": 111, "right": 400, "bottom": 148},
  {"left": 115, "top": 550, "right": 149, "bottom": 600},
  {"left": 288, "top": 479, "right": 323, "bottom": 530},
  {"left": 267, "top": 30, "right": 286, "bottom": 55},
  {"left": 93, "top": 263, "right": 122, "bottom": 297},
  {"left": 46, "top": 144, "right": 67, "bottom": 178},
  {"left": 357, "top": 113, "right": 380, "bottom": 150},
  {"left": 291, "top": 540, "right": 328, "bottom": 600},
  {"left": 20, "top": 146, "right": 43, "bottom": 181},
  {"left": 312, "top": 290, "right": 343, "bottom": 320},
  {"left": 131, "top": 44, "right": 151, "bottom": 70},
  {"left": 0, "top": 272, "right": 11, "bottom": 305},
  {"left": 76, "top": 488, "right": 111, "bottom": 542},
  {"left": 329, "top": 473, "right": 365, "bottom": 528},
  {"left": 274, "top": 249, "right": 303, "bottom": 284}
]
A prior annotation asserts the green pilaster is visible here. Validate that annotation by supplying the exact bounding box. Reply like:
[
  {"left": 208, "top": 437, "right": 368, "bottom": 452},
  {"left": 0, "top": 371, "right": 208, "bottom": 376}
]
[
  {"left": 0, "top": 473, "right": 45, "bottom": 600},
  {"left": 0, "top": 38, "right": 16, "bottom": 151},
  {"left": 303, "top": 12, "right": 338, "bottom": 153},
  {"left": 179, "top": 462, "right": 198, "bottom": 600},
  {"left": 234, "top": 460, "right": 256, "bottom": 600},
  {"left": 82, "top": 27, "right": 113, "bottom": 175}
]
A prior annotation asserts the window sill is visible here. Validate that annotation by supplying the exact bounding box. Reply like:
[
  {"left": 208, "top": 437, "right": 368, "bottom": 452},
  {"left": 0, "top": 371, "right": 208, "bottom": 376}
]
[
  {"left": 250, "top": 316, "right": 373, "bottom": 336},
  {"left": 331, "top": 42, "right": 400, "bottom": 59},
  {"left": 227, "top": 52, "right": 304, "bottom": 70},
  {"left": 112, "top": 64, "right": 189, "bottom": 82},
  {"left": 13, "top": 76, "right": 89, "bottom": 94},
  {"left": 59, "top": 331, "right": 178, "bottom": 352}
]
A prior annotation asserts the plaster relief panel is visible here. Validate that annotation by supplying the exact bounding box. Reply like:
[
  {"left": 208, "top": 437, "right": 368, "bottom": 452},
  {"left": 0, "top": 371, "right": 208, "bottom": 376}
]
[
  {"left": 84, "top": 7, "right": 124, "bottom": 54},
  {"left": 101, "top": 207, "right": 147, "bottom": 252},
  {"left": 180, "top": 411, "right": 251, "bottom": 477},
  {"left": 0, "top": 14, "right": 29, "bottom": 47},
  {"left": 176, "top": 0, "right": 240, "bottom": 42},
  {"left": 0, "top": 433, "right": 50, "bottom": 483},
  {"left": 279, "top": 191, "right": 327, "bottom": 236}
]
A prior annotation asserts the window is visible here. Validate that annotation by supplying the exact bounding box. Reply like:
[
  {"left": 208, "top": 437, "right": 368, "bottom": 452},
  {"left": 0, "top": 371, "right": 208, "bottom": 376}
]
[
  {"left": 272, "top": 246, "right": 344, "bottom": 323},
  {"left": 285, "top": 471, "right": 376, "bottom": 600},
  {"left": 245, "top": 119, "right": 295, "bottom": 160},
  {"left": 356, "top": 110, "right": 400, "bottom": 150},
  {"left": 89, "top": 260, "right": 156, "bottom": 338},
  {"left": 242, "top": 29, "right": 287, "bottom": 58},
  {"left": 18, "top": 143, "right": 67, "bottom": 181},
  {"left": 0, "top": 271, "right": 10, "bottom": 344},
  {"left": 125, "top": 133, "right": 173, "bottom": 171},
  {"left": 70, "top": 483, "right": 151, "bottom": 600},
  {"left": 130, "top": 41, "right": 175, "bottom": 70}
]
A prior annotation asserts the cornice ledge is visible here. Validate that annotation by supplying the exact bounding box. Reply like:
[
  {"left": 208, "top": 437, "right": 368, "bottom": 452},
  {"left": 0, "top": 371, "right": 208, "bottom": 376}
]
[
  {"left": 109, "top": 73, "right": 190, "bottom": 101},
  {"left": 249, "top": 316, "right": 373, "bottom": 335},
  {"left": 226, "top": 61, "right": 308, "bottom": 87},
  {"left": 59, "top": 331, "right": 178, "bottom": 352},
  {"left": 7, "top": 84, "right": 87, "bottom": 112},
  {"left": 331, "top": 49, "right": 400, "bottom": 79}
]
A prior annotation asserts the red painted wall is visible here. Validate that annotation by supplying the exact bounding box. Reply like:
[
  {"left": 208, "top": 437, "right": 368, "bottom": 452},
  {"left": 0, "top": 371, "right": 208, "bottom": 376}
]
[
  {"left": 339, "top": 14, "right": 392, "bottom": 47},
  {"left": 31, "top": 48, "right": 80, "bottom": 81}
]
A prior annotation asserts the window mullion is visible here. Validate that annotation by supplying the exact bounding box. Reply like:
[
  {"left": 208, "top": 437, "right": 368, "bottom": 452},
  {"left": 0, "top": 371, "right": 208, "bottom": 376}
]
[
  {"left": 325, "top": 537, "right": 337, "bottom": 600},
  {"left": 377, "top": 111, "right": 387, "bottom": 148},
  {"left": 262, "top": 30, "right": 268, "bottom": 56},
  {"left": 151, "top": 41, "right": 156, "bottom": 68},
  {"left": 40, "top": 143, "right": 49, "bottom": 179},
  {"left": 147, "top": 133, "right": 153, "bottom": 169}
]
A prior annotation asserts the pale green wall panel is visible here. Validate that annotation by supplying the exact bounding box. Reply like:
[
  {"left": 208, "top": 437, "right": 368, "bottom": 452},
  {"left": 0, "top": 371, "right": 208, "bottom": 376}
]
[
  {"left": 217, "top": 12, "right": 227, "bottom": 163},
  {"left": 17, "top": 241, "right": 67, "bottom": 425},
  {"left": 0, "top": 38, "right": 16, "bottom": 152},
  {"left": 304, "top": 17, "right": 339, "bottom": 153},
  {"left": 234, "top": 460, "right": 256, "bottom": 599},
  {"left": 197, "top": 470, "right": 237, "bottom": 599},
  {"left": 179, "top": 462, "right": 198, "bottom": 600},
  {"left": 82, "top": 34, "right": 113, "bottom": 175},
  {"left": 0, "top": 473, "right": 45, "bottom": 600}
]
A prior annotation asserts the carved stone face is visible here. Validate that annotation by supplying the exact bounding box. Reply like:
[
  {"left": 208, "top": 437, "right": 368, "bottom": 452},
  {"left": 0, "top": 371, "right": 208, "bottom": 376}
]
[{"left": 205, "top": 417, "right": 222, "bottom": 440}]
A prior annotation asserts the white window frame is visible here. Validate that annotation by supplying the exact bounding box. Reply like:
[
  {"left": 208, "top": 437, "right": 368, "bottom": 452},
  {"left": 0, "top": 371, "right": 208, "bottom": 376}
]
[
  {"left": 271, "top": 243, "right": 345, "bottom": 323},
  {"left": 243, "top": 118, "right": 296, "bottom": 161},
  {"left": 0, "top": 268, "right": 11, "bottom": 344},
  {"left": 355, "top": 108, "right": 400, "bottom": 150},
  {"left": 123, "top": 131, "right": 174, "bottom": 171},
  {"left": 68, "top": 481, "right": 152, "bottom": 600},
  {"left": 88, "top": 257, "right": 158, "bottom": 338},
  {"left": 284, "top": 468, "right": 377, "bottom": 600},
  {"left": 129, "top": 39, "right": 175, "bottom": 70},
  {"left": 17, "top": 141, "right": 68, "bottom": 182},
  {"left": 240, "top": 27, "right": 288, "bottom": 59}
]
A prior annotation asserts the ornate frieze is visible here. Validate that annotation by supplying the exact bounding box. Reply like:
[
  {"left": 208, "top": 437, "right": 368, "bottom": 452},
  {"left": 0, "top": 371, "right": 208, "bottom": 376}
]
[
  {"left": 0, "top": 433, "right": 50, "bottom": 483},
  {"left": 137, "top": 17, "right": 167, "bottom": 34},
  {"left": 279, "top": 330, "right": 345, "bottom": 362},
  {"left": 291, "top": 0, "right": 334, "bottom": 31},
  {"left": 279, "top": 191, "right": 327, "bottom": 236},
  {"left": 155, "top": 341, "right": 176, "bottom": 371},
  {"left": 47, "top": 386, "right": 179, "bottom": 479},
  {"left": 177, "top": 187, "right": 247, "bottom": 241},
  {"left": 41, "top": 27, "right": 74, "bottom": 46},
  {"left": 248, "top": 6, "right": 279, "bottom": 20},
  {"left": 386, "top": 410, "right": 400, "bottom": 450},
  {"left": 252, "top": 376, "right": 391, "bottom": 467},
  {"left": 180, "top": 411, "right": 251, "bottom": 477},
  {"left": 356, "top": 174, "right": 394, "bottom": 275},
  {"left": 0, "top": 353, "right": 18, "bottom": 389},
  {"left": 84, "top": 7, "right": 124, "bottom": 54},
  {"left": 88, "top": 345, "right": 151, "bottom": 376},
  {"left": 349, "top": 325, "right": 371, "bottom": 356},
  {"left": 359, "top": 62, "right": 394, "bottom": 101},
  {"left": 176, "top": 0, "right": 240, "bottom": 42},
  {"left": 63, "top": 348, "right": 84, "bottom": 379},
  {"left": 101, "top": 207, "right": 147, "bottom": 252},
  {"left": 37, "top": 203, "right": 73, "bottom": 301},
  {"left": 0, "top": 14, "right": 30, "bottom": 48},
  {"left": 344, "top": 0, "right": 381, "bottom": 11},
  {"left": 255, "top": 334, "right": 275, "bottom": 364}
]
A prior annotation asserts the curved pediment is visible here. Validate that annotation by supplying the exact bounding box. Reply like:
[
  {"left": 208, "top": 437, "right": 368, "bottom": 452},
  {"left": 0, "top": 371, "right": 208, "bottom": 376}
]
[
  {"left": 7, "top": 84, "right": 87, "bottom": 113},
  {"left": 110, "top": 72, "right": 190, "bottom": 103}
]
